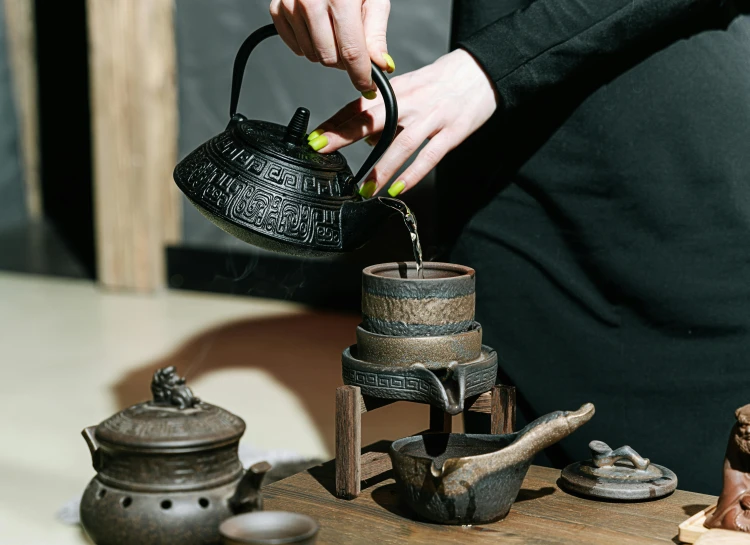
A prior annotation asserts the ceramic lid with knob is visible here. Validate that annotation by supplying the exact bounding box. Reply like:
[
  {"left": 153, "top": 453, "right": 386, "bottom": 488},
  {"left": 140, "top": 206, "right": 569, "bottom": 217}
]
[
  {"left": 560, "top": 440, "right": 678, "bottom": 500},
  {"left": 93, "top": 366, "right": 245, "bottom": 451}
]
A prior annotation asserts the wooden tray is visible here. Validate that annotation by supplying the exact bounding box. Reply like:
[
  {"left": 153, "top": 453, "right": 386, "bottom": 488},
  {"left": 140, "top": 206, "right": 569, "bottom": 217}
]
[
  {"left": 695, "top": 529, "right": 750, "bottom": 544},
  {"left": 679, "top": 505, "right": 716, "bottom": 543}
]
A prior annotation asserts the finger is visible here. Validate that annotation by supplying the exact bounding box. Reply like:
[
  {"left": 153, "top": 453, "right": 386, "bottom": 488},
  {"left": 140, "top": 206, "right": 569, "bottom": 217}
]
[
  {"left": 330, "top": 0, "right": 373, "bottom": 92},
  {"left": 306, "top": 94, "right": 380, "bottom": 146},
  {"left": 385, "top": 130, "right": 457, "bottom": 195},
  {"left": 365, "top": 119, "right": 438, "bottom": 192},
  {"left": 320, "top": 101, "right": 387, "bottom": 152},
  {"left": 299, "top": 2, "right": 339, "bottom": 68},
  {"left": 363, "top": 0, "right": 393, "bottom": 72},
  {"left": 270, "top": 0, "right": 304, "bottom": 56},
  {"left": 282, "top": 0, "right": 318, "bottom": 61}
]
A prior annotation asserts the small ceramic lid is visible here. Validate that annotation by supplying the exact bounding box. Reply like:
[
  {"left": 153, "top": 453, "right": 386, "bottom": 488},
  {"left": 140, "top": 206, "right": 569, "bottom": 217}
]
[
  {"left": 94, "top": 367, "right": 245, "bottom": 450},
  {"left": 560, "top": 440, "right": 678, "bottom": 500}
]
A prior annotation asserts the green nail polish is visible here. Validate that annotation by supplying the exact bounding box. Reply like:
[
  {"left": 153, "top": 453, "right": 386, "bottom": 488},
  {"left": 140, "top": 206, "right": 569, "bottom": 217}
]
[
  {"left": 307, "top": 130, "right": 322, "bottom": 141},
  {"left": 359, "top": 180, "right": 377, "bottom": 198},
  {"left": 382, "top": 52, "right": 396, "bottom": 73},
  {"left": 361, "top": 90, "right": 377, "bottom": 100},
  {"left": 309, "top": 135, "right": 328, "bottom": 152},
  {"left": 388, "top": 180, "right": 406, "bottom": 197}
]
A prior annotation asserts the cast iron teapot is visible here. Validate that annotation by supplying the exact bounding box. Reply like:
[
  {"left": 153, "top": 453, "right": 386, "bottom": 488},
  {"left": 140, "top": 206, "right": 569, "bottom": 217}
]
[
  {"left": 80, "top": 367, "right": 270, "bottom": 545},
  {"left": 173, "top": 24, "right": 400, "bottom": 257}
]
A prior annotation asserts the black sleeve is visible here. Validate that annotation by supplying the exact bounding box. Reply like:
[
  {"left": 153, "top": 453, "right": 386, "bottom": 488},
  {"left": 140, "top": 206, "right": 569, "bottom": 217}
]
[{"left": 457, "top": 0, "right": 726, "bottom": 111}]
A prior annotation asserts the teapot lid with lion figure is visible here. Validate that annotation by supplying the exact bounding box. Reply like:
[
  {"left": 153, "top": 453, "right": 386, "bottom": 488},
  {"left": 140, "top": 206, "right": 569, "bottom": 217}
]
[{"left": 94, "top": 367, "right": 246, "bottom": 450}]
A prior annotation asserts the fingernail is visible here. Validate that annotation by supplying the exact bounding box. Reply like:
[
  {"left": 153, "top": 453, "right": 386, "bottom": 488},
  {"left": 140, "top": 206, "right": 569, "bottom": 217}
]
[
  {"left": 359, "top": 180, "right": 377, "bottom": 198},
  {"left": 361, "top": 90, "right": 378, "bottom": 100},
  {"left": 382, "top": 52, "right": 396, "bottom": 73},
  {"left": 307, "top": 130, "right": 323, "bottom": 141},
  {"left": 388, "top": 180, "right": 406, "bottom": 197},
  {"left": 309, "top": 135, "right": 328, "bottom": 152}
]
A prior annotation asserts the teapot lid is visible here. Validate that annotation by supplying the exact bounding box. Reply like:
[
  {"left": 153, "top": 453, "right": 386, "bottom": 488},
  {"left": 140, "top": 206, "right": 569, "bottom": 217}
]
[
  {"left": 95, "top": 367, "right": 245, "bottom": 450},
  {"left": 234, "top": 107, "right": 350, "bottom": 175}
]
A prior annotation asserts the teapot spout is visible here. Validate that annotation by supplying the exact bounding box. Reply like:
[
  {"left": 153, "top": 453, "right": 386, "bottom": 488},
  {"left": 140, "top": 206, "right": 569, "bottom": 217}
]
[
  {"left": 497, "top": 403, "right": 596, "bottom": 469},
  {"left": 82, "top": 426, "right": 103, "bottom": 471},
  {"left": 230, "top": 461, "right": 272, "bottom": 514},
  {"left": 340, "top": 196, "right": 400, "bottom": 251}
]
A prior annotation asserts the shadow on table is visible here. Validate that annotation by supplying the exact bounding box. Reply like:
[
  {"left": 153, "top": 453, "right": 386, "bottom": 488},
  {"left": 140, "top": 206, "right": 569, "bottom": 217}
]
[
  {"left": 515, "top": 487, "right": 555, "bottom": 503},
  {"left": 110, "top": 312, "right": 429, "bottom": 456},
  {"left": 307, "top": 439, "right": 394, "bottom": 498},
  {"left": 682, "top": 503, "right": 712, "bottom": 516}
]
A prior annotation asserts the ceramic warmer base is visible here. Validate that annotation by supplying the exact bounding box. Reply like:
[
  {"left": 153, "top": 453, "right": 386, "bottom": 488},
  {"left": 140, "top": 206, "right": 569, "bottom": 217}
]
[{"left": 341, "top": 345, "right": 498, "bottom": 415}]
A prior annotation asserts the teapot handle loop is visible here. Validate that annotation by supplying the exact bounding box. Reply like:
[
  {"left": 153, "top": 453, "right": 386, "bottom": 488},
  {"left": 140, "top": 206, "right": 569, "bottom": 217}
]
[{"left": 229, "top": 24, "right": 399, "bottom": 187}]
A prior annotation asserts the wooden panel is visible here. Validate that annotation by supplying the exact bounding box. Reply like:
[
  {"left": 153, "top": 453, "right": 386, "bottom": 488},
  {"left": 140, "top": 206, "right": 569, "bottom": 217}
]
[
  {"left": 86, "top": 0, "right": 180, "bottom": 291},
  {"left": 265, "top": 463, "right": 718, "bottom": 545},
  {"left": 3, "top": 0, "right": 40, "bottom": 219}
]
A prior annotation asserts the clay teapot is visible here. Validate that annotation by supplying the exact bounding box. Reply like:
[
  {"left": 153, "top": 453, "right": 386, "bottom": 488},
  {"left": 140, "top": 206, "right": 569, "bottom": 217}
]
[
  {"left": 173, "top": 24, "right": 400, "bottom": 257},
  {"left": 80, "top": 367, "right": 270, "bottom": 545}
]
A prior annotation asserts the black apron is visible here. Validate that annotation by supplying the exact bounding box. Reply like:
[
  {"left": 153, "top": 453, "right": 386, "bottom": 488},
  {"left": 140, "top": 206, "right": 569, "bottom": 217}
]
[{"left": 438, "top": 0, "right": 750, "bottom": 494}]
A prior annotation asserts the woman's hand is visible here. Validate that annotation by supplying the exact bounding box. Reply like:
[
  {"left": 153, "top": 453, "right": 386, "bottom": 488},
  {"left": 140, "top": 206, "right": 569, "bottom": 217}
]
[
  {"left": 269, "top": 0, "right": 394, "bottom": 94},
  {"left": 307, "top": 49, "right": 499, "bottom": 197}
]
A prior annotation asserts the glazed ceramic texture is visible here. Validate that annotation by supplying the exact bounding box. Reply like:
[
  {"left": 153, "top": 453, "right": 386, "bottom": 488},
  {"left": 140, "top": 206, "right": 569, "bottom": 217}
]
[{"left": 361, "top": 262, "right": 476, "bottom": 337}]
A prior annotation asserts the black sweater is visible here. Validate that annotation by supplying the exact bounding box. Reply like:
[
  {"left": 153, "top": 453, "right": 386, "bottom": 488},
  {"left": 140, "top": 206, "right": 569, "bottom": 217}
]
[{"left": 439, "top": 0, "right": 750, "bottom": 493}]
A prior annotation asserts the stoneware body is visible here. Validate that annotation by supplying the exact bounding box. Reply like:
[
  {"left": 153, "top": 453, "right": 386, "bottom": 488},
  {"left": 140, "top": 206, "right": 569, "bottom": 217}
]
[
  {"left": 389, "top": 404, "right": 595, "bottom": 524},
  {"left": 705, "top": 404, "right": 750, "bottom": 532},
  {"left": 346, "top": 262, "right": 491, "bottom": 414},
  {"left": 355, "top": 322, "right": 483, "bottom": 366},
  {"left": 361, "top": 262, "right": 476, "bottom": 337},
  {"left": 80, "top": 367, "right": 269, "bottom": 545},
  {"left": 173, "top": 24, "right": 399, "bottom": 257}
]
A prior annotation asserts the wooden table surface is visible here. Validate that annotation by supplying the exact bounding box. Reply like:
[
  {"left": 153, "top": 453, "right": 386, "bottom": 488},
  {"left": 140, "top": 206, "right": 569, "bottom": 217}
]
[{"left": 264, "top": 449, "right": 718, "bottom": 545}]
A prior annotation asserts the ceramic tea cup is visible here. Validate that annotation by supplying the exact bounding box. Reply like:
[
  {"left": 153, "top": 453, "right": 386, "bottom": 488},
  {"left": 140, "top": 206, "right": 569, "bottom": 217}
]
[
  {"left": 361, "top": 262, "right": 475, "bottom": 337},
  {"left": 219, "top": 511, "right": 319, "bottom": 545}
]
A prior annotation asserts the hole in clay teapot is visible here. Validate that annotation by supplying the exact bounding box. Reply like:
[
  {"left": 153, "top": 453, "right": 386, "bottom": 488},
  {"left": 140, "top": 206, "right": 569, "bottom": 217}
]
[
  {"left": 121, "top": 497, "right": 132, "bottom": 509},
  {"left": 199, "top": 498, "right": 210, "bottom": 509},
  {"left": 97, "top": 489, "right": 107, "bottom": 499},
  {"left": 161, "top": 500, "right": 172, "bottom": 510}
]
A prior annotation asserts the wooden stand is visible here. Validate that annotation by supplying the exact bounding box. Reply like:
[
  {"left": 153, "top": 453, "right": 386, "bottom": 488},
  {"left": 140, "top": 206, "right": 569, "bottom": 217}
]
[{"left": 334, "top": 384, "right": 517, "bottom": 499}]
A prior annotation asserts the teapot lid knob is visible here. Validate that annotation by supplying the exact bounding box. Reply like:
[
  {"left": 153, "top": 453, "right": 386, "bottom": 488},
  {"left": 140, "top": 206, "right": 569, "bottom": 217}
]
[{"left": 284, "top": 107, "right": 310, "bottom": 146}]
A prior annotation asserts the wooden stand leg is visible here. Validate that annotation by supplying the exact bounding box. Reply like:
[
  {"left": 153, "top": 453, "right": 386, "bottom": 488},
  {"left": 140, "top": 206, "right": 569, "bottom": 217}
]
[
  {"left": 335, "top": 386, "right": 361, "bottom": 499},
  {"left": 491, "top": 385, "right": 517, "bottom": 434}
]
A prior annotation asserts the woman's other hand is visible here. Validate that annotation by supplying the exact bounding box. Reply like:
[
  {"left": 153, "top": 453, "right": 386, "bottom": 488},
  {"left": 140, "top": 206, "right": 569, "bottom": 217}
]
[
  {"left": 269, "top": 0, "right": 394, "bottom": 95},
  {"left": 307, "top": 49, "right": 499, "bottom": 197}
]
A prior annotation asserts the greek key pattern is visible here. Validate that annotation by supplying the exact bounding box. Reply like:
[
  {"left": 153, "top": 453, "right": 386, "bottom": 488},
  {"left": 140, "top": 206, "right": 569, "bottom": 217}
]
[
  {"left": 174, "top": 141, "right": 345, "bottom": 248},
  {"left": 465, "top": 366, "right": 497, "bottom": 391}
]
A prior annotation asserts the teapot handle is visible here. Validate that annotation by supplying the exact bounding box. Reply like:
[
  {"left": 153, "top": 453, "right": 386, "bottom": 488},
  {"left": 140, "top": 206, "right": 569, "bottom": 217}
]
[{"left": 229, "top": 24, "right": 399, "bottom": 187}]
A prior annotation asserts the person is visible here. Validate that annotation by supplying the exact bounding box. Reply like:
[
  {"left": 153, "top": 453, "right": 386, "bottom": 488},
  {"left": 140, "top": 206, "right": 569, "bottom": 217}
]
[{"left": 268, "top": 0, "right": 750, "bottom": 494}]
